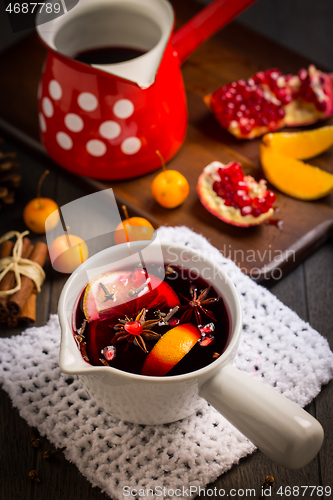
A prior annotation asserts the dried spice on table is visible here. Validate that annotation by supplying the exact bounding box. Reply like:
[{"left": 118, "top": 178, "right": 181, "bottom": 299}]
[
  {"left": 0, "top": 231, "right": 47, "bottom": 327},
  {"left": 0, "top": 143, "right": 21, "bottom": 209}
]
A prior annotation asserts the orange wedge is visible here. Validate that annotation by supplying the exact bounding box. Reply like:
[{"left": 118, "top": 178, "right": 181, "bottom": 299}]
[
  {"left": 262, "top": 126, "right": 333, "bottom": 160},
  {"left": 260, "top": 144, "right": 333, "bottom": 200},
  {"left": 141, "top": 323, "right": 201, "bottom": 376}
]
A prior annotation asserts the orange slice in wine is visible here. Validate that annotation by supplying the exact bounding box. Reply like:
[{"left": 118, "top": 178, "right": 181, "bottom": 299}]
[{"left": 141, "top": 323, "right": 201, "bottom": 376}]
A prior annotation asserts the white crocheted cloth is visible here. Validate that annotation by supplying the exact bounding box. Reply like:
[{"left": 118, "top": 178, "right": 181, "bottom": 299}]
[{"left": 1, "top": 226, "right": 333, "bottom": 500}]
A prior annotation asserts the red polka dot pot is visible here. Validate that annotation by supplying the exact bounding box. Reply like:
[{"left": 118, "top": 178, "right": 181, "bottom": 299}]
[{"left": 36, "top": 0, "right": 258, "bottom": 180}]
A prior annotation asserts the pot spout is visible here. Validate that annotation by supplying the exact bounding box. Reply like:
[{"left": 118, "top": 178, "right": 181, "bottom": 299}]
[{"left": 172, "top": 0, "right": 258, "bottom": 65}]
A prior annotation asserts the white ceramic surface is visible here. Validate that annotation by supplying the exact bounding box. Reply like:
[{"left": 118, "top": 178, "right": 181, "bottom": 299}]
[
  {"left": 58, "top": 240, "right": 324, "bottom": 469},
  {"left": 37, "top": 0, "right": 174, "bottom": 88}
]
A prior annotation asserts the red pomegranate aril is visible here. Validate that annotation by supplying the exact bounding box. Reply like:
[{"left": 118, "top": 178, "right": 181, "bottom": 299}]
[
  {"left": 298, "top": 68, "right": 308, "bottom": 81},
  {"left": 102, "top": 345, "right": 116, "bottom": 362},
  {"left": 213, "top": 181, "right": 221, "bottom": 193},
  {"left": 265, "top": 191, "right": 276, "bottom": 204},
  {"left": 236, "top": 181, "right": 249, "bottom": 191},
  {"left": 240, "top": 206, "right": 253, "bottom": 217},
  {"left": 240, "top": 123, "right": 252, "bottom": 135},
  {"left": 317, "top": 100, "right": 327, "bottom": 112},
  {"left": 234, "top": 192, "right": 252, "bottom": 207},
  {"left": 252, "top": 207, "right": 262, "bottom": 217}
]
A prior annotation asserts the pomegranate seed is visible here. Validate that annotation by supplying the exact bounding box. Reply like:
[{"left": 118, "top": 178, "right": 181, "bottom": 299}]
[
  {"left": 224, "top": 198, "right": 233, "bottom": 206},
  {"left": 212, "top": 181, "right": 221, "bottom": 193},
  {"left": 226, "top": 101, "right": 235, "bottom": 110},
  {"left": 237, "top": 181, "right": 249, "bottom": 191},
  {"left": 241, "top": 206, "right": 253, "bottom": 216},
  {"left": 225, "top": 92, "right": 234, "bottom": 100},
  {"left": 253, "top": 71, "right": 265, "bottom": 83},
  {"left": 199, "top": 334, "right": 215, "bottom": 347},
  {"left": 102, "top": 346, "right": 116, "bottom": 362},
  {"left": 168, "top": 318, "right": 179, "bottom": 327},
  {"left": 124, "top": 321, "right": 143, "bottom": 336},
  {"left": 247, "top": 78, "right": 255, "bottom": 87},
  {"left": 317, "top": 100, "right": 327, "bottom": 112},
  {"left": 237, "top": 80, "right": 246, "bottom": 89},
  {"left": 252, "top": 208, "right": 262, "bottom": 218},
  {"left": 265, "top": 191, "right": 276, "bottom": 205},
  {"left": 235, "top": 94, "right": 243, "bottom": 103},
  {"left": 277, "top": 108, "right": 286, "bottom": 118},
  {"left": 298, "top": 68, "right": 308, "bottom": 81},
  {"left": 199, "top": 323, "right": 215, "bottom": 334},
  {"left": 234, "top": 192, "right": 252, "bottom": 207},
  {"left": 221, "top": 175, "right": 231, "bottom": 185},
  {"left": 240, "top": 124, "right": 252, "bottom": 135}
]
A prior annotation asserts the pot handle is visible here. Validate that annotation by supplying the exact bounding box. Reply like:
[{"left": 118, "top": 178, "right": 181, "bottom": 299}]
[
  {"left": 172, "top": 0, "right": 258, "bottom": 64},
  {"left": 199, "top": 364, "right": 324, "bottom": 469}
]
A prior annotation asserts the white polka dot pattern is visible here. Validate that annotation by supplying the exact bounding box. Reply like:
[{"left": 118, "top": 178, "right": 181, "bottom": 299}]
[
  {"left": 86, "top": 139, "right": 107, "bottom": 157},
  {"left": 42, "top": 97, "right": 53, "bottom": 117},
  {"left": 113, "top": 99, "right": 134, "bottom": 119},
  {"left": 121, "top": 137, "right": 141, "bottom": 155},
  {"left": 65, "top": 113, "right": 84, "bottom": 132},
  {"left": 56, "top": 132, "right": 73, "bottom": 150},
  {"left": 39, "top": 113, "right": 47, "bottom": 133},
  {"left": 49, "top": 80, "right": 62, "bottom": 100},
  {"left": 99, "top": 121, "right": 121, "bottom": 139},
  {"left": 77, "top": 92, "right": 98, "bottom": 112}
]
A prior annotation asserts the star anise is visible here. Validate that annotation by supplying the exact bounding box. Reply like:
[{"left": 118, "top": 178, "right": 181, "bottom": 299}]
[
  {"left": 110, "top": 308, "right": 163, "bottom": 353},
  {"left": 179, "top": 284, "right": 219, "bottom": 324}
]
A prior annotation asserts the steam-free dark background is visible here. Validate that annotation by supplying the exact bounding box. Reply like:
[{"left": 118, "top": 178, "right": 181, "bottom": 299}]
[{"left": 1, "top": 0, "right": 332, "bottom": 69}]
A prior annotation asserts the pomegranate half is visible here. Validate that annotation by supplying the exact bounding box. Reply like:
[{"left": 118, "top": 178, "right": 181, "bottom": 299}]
[
  {"left": 197, "top": 161, "right": 275, "bottom": 227},
  {"left": 205, "top": 65, "right": 333, "bottom": 139}
]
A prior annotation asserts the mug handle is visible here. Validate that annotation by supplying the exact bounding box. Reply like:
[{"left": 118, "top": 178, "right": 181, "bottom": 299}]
[{"left": 200, "top": 364, "right": 324, "bottom": 469}]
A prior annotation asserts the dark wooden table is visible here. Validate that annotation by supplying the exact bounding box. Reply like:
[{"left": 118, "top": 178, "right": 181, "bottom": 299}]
[{"left": 0, "top": 1, "right": 332, "bottom": 499}]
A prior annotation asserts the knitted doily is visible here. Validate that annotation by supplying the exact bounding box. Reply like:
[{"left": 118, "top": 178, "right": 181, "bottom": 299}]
[{"left": 0, "top": 226, "right": 333, "bottom": 500}]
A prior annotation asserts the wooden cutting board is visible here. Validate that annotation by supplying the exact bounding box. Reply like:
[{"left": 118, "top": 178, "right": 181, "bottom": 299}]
[{"left": 0, "top": 0, "right": 332, "bottom": 282}]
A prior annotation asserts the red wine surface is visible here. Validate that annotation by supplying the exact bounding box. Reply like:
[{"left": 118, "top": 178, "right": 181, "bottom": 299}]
[
  {"left": 74, "top": 265, "right": 231, "bottom": 376},
  {"left": 73, "top": 46, "right": 146, "bottom": 65}
]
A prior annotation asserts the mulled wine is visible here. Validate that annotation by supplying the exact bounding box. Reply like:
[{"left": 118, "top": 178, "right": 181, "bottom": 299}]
[
  {"left": 74, "top": 265, "right": 231, "bottom": 376},
  {"left": 73, "top": 46, "right": 146, "bottom": 65}
]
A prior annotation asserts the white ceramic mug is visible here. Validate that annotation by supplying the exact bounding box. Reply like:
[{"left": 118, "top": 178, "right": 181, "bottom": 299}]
[{"left": 58, "top": 240, "right": 324, "bottom": 469}]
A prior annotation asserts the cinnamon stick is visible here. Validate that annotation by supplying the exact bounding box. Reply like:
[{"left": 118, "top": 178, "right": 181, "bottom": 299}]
[
  {"left": 20, "top": 292, "right": 37, "bottom": 323},
  {"left": 0, "top": 238, "right": 31, "bottom": 323},
  {"left": 8, "top": 242, "right": 47, "bottom": 319}
]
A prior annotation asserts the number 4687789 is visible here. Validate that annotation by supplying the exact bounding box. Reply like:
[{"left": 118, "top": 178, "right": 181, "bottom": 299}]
[
  {"left": 277, "top": 485, "right": 331, "bottom": 496},
  {"left": 5, "top": 3, "right": 61, "bottom": 14}
]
